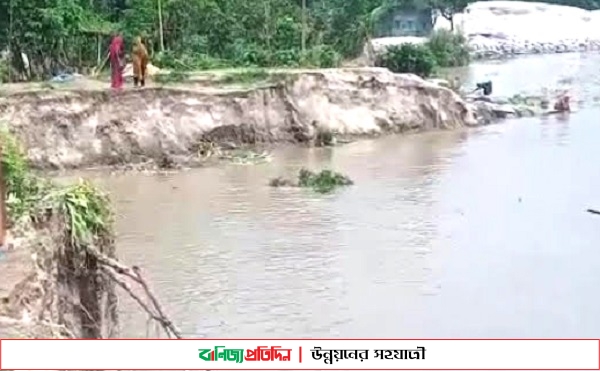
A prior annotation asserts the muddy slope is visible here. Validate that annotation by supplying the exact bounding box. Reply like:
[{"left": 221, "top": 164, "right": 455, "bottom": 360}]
[{"left": 0, "top": 68, "right": 476, "bottom": 169}]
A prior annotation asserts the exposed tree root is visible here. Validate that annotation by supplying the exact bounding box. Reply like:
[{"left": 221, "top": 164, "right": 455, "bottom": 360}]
[
  {"left": 85, "top": 244, "right": 181, "bottom": 338},
  {"left": 0, "top": 315, "right": 75, "bottom": 338},
  {"left": 0, "top": 129, "right": 181, "bottom": 340}
]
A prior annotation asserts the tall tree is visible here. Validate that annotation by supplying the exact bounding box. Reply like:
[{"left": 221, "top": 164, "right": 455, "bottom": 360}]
[{"left": 429, "top": 0, "right": 471, "bottom": 30}]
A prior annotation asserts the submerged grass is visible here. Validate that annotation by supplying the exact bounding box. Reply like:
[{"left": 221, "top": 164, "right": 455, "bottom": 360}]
[
  {"left": 298, "top": 169, "right": 353, "bottom": 193},
  {"left": 270, "top": 168, "right": 353, "bottom": 194}
]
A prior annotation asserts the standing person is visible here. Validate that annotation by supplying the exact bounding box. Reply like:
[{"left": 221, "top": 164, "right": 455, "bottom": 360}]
[
  {"left": 554, "top": 95, "right": 571, "bottom": 112},
  {"left": 109, "top": 33, "right": 125, "bottom": 89},
  {"left": 132, "top": 36, "right": 149, "bottom": 87}
]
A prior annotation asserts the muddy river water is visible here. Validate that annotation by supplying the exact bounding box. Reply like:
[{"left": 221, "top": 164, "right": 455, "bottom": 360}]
[{"left": 84, "top": 52, "right": 600, "bottom": 338}]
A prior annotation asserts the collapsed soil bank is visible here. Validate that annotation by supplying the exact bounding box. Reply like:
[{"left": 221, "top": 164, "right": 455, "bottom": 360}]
[{"left": 0, "top": 68, "right": 476, "bottom": 170}]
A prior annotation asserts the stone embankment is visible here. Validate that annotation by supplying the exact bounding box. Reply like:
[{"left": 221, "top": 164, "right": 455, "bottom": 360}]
[
  {"left": 427, "top": 79, "right": 553, "bottom": 124},
  {"left": 370, "top": 1, "right": 600, "bottom": 60},
  {"left": 465, "top": 1, "right": 600, "bottom": 59},
  {"left": 467, "top": 96, "right": 539, "bottom": 123},
  {"left": 0, "top": 68, "right": 476, "bottom": 170}
]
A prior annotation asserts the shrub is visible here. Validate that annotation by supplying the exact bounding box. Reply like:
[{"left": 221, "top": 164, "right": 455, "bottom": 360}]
[
  {"left": 228, "top": 40, "right": 271, "bottom": 67},
  {"left": 239, "top": 46, "right": 271, "bottom": 67},
  {"left": 375, "top": 43, "right": 437, "bottom": 77},
  {"left": 189, "top": 54, "right": 231, "bottom": 70},
  {"left": 305, "top": 45, "right": 341, "bottom": 68},
  {"left": 0, "top": 128, "right": 112, "bottom": 240},
  {"left": 0, "top": 59, "right": 8, "bottom": 83},
  {"left": 153, "top": 51, "right": 229, "bottom": 71},
  {"left": 375, "top": 30, "right": 471, "bottom": 77},
  {"left": 0, "top": 128, "right": 47, "bottom": 219},
  {"left": 272, "top": 49, "right": 301, "bottom": 67},
  {"left": 425, "top": 30, "right": 470, "bottom": 68}
]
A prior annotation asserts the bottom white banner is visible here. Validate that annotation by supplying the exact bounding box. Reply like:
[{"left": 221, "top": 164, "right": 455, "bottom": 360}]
[{"left": 1, "top": 339, "right": 598, "bottom": 370}]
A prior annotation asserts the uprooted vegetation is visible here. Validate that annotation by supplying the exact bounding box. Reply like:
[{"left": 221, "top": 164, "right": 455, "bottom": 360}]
[
  {"left": 0, "top": 128, "right": 180, "bottom": 338},
  {"left": 270, "top": 168, "right": 354, "bottom": 194}
]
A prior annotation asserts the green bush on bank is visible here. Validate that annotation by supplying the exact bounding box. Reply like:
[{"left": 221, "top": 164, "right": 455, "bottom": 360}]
[
  {"left": 0, "top": 59, "right": 9, "bottom": 83},
  {"left": 375, "top": 30, "right": 471, "bottom": 77},
  {"left": 375, "top": 43, "right": 437, "bottom": 78},
  {"left": 153, "top": 44, "right": 341, "bottom": 72},
  {"left": 0, "top": 127, "right": 112, "bottom": 245},
  {"left": 427, "top": 30, "right": 470, "bottom": 68},
  {"left": 0, "top": 129, "right": 50, "bottom": 219}
]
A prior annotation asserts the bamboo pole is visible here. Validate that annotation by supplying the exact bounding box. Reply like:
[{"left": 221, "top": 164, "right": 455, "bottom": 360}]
[{"left": 91, "top": 52, "right": 109, "bottom": 77}]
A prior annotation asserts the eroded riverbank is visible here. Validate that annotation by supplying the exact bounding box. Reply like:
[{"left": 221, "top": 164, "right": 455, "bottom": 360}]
[
  {"left": 0, "top": 68, "right": 476, "bottom": 170},
  {"left": 3, "top": 52, "right": 600, "bottom": 339},
  {"left": 87, "top": 52, "right": 600, "bottom": 338},
  {"left": 85, "top": 111, "right": 600, "bottom": 338}
]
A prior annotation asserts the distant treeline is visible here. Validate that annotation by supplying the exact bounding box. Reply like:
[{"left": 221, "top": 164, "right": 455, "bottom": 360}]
[{"left": 0, "top": 0, "right": 597, "bottom": 83}]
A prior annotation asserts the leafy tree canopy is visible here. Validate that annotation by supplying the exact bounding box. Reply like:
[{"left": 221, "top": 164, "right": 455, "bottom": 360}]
[{"left": 0, "top": 0, "right": 598, "bottom": 81}]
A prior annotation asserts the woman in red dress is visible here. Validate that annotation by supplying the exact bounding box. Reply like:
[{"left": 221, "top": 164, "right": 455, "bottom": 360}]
[{"left": 109, "top": 33, "right": 125, "bottom": 89}]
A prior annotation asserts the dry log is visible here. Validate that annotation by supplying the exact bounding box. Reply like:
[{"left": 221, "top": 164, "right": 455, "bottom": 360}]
[
  {"left": 85, "top": 245, "right": 182, "bottom": 339},
  {"left": 132, "top": 266, "right": 182, "bottom": 339}
]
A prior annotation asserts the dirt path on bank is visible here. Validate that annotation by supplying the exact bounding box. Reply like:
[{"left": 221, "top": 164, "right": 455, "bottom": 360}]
[{"left": 0, "top": 68, "right": 319, "bottom": 95}]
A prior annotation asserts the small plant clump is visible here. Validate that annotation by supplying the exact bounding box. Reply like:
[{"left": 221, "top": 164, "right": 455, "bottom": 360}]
[
  {"left": 0, "top": 129, "right": 52, "bottom": 223},
  {"left": 298, "top": 169, "right": 353, "bottom": 193},
  {"left": 426, "top": 30, "right": 470, "bottom": 68},
  {"left": 50, "top": 180, "right": 113, "bottom": 247},
  {"left": 0, "top": 127, "right": 112, "bottom": 245},
  {"left": 269, "top": 168, "right": 353, "bottom": 194}
]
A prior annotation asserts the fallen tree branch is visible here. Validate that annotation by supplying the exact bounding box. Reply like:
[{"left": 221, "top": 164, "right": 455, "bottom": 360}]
[
  {"left": 85, "top": 245, "right": 142, "bottom": 284},
  {"left": 100, "top": 266, "right": 175, "bottom": 335},
  {"left": 133, "top": 266, "right": 182, "bottom": 339},
  {"left": 587, "top": 209, "right": 600, "bottom": 215},
  {"left": 85, "top": 244, "right": 182, "bottom": 339}
]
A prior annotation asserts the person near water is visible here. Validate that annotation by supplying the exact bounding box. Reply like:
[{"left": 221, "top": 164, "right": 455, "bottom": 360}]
[
  {"left": 474, "top": 81, "right": 493, "bottom": 96},
  {"left": 554, "top": 95, "right": 571, "bottom": 112},
  {"left": 132, "top": 36, "right": 149, "bottom": 87},
  {"left": 109, "top": 33, "right": 125, "bottom": 89}
]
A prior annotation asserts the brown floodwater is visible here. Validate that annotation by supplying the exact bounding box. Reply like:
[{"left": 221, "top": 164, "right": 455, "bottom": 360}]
[{"left": 76, "top": 52, "right": 600, "bottom": 338}]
